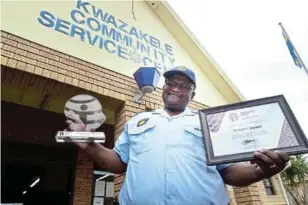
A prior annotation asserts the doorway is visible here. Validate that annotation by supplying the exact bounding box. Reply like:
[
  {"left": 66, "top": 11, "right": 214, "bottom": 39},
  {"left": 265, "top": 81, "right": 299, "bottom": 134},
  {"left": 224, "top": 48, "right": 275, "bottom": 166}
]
[
  {"left": 1, "top": 99, "right": 78, "bottom": 205},
  {"left": 1, "top": 160, "right": 74, "bottom": 205}
]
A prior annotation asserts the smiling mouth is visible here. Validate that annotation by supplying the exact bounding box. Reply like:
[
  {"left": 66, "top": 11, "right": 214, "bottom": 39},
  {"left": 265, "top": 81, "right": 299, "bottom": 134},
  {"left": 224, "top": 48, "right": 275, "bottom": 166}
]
[
  {"left": 167, "top": 94, "right": 182, "bottom": 100},
  {"left": 169, "top": 94, "right": 180, "bottom": 97}
]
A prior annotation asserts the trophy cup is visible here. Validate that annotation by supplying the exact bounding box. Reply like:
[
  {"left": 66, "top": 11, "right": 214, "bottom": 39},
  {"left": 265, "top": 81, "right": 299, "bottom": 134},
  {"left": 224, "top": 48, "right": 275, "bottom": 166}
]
[{"left": 55, "top": 94, "right": 106, "bottom": 143}]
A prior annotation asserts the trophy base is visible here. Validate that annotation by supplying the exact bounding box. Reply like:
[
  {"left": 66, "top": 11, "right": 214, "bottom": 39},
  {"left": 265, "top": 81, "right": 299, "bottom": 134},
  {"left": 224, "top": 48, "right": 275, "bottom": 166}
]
[{"left": 55, "top": 131, "right": 106, "bottom": 143}]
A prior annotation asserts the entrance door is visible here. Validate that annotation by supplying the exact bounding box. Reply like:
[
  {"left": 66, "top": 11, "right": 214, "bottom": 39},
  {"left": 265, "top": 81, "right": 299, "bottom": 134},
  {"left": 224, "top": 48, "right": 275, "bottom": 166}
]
[{"left": 1, "top": 142, "right": 76, "bottom": 205}]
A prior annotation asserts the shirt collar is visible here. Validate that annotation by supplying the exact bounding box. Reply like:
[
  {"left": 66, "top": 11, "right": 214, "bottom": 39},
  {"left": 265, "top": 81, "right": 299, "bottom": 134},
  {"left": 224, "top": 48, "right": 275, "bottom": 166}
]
[{"left": 153, "top": 107, "right": 196, "bottom": 119}]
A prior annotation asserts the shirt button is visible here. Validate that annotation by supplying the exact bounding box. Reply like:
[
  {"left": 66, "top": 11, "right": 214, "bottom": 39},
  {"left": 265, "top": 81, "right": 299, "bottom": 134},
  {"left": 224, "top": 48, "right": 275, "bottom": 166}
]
[{"left": 167, "top": 194, "right": 172, "bottom": 199}]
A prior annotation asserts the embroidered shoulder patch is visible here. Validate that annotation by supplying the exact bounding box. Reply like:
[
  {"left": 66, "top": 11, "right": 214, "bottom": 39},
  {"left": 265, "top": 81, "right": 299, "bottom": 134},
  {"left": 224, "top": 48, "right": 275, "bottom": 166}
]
[
  {"left": 177, "top": 66, "right": 187, "bottom": 70},
  {"left": 137, "top": 118, "right": 149, "bottom": 127}
]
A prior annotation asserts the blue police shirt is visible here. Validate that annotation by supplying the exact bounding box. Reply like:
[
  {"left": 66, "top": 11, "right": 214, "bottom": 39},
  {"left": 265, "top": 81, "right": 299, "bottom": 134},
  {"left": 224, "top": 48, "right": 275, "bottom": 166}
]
[{"left": 114, "top": 108, "right": 231, "bottom": 205}]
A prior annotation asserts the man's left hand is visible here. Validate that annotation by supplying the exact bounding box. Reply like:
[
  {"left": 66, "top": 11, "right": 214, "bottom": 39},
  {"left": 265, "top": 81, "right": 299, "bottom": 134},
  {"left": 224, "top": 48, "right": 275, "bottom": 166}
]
[{"left": 253, "top": 149, "right": 289, "bottom": 179}]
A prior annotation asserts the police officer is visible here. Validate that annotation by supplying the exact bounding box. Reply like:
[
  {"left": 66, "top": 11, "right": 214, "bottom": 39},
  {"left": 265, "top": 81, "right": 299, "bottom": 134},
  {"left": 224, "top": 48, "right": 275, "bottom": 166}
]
[{"left": 66, "top": 66, "right": 289, "bottom": 205}]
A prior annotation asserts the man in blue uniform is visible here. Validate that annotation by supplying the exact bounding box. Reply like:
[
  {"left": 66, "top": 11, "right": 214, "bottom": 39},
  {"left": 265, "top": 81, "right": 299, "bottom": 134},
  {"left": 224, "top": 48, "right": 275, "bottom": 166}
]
[{"left": 66, "top": 66, "right": 289, "bottom": 205}]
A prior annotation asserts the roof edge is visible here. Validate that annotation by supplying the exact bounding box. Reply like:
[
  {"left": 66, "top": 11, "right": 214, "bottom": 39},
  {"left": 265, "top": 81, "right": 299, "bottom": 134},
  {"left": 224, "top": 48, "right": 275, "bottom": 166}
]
[{"left": 146, "top": 1, "right": 246, "bottom": 103}]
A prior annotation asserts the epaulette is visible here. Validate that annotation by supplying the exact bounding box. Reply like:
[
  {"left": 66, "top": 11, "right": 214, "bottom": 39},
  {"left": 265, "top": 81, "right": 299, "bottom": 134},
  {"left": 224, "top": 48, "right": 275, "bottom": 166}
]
[
  {"left": 191, "top": 109, "right": 199, "bottom": 115},
  {"left": 125, "top": 110, "right": 156, "bottom": 125}
]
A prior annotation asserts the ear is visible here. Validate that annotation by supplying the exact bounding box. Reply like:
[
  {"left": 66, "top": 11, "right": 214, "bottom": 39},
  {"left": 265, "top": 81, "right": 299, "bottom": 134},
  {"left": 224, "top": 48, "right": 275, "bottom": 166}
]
[{"left": 190, "top": 91, "right": 195, "bottom": 100}]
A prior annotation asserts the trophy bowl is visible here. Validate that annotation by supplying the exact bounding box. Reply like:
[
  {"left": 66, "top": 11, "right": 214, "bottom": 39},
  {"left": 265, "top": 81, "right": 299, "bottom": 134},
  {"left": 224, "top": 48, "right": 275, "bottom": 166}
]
[{"left": 55, "top": 94, "right": 106, "bottom": 143}]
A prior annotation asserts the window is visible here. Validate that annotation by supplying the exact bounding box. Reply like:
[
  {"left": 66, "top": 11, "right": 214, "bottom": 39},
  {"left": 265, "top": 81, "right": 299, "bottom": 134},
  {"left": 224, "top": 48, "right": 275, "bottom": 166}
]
[
  {"left": 263, "top": 178, "right": 275, "bottom": 195},
  {"left": 92, "top": 170, "right": 115, "bottom": 205}
]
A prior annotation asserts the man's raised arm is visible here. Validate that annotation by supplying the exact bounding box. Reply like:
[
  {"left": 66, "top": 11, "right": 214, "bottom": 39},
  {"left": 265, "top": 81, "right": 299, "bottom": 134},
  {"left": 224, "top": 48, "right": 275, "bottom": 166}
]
[{"left": 66, "top": 120, "right": 128, "bottom": 174}]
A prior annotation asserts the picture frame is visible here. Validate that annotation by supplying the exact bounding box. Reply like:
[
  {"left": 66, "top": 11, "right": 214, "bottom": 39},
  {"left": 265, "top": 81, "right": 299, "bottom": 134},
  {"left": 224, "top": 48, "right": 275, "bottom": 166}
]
[{"left": 199, "top": 95, "right": 308, "bottom": 166}]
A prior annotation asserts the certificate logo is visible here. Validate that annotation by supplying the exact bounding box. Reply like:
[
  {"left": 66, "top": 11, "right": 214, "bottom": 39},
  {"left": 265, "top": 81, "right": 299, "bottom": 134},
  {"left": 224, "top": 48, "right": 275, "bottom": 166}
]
[{"left": 229, "top": 112, "right": 239, "bottom": 122}]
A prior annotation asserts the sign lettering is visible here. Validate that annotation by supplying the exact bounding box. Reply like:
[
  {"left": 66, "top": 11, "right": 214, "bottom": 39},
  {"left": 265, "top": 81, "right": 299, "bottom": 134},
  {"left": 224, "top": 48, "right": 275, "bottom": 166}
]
[{"left": 37, "top": 0, "right": 176, "bottom": 73}]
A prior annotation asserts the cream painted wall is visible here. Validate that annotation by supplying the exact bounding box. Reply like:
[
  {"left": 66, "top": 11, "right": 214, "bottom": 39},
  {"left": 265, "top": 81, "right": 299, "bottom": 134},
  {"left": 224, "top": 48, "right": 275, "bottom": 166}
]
[{"left": 1, "top": 0, "right": 227, "bottom": 106}]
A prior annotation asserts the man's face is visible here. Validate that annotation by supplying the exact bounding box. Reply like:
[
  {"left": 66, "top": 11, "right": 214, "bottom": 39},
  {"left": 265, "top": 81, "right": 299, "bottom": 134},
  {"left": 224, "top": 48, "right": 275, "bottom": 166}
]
[{"left": 162, "top": 74, "right": 195, "bottom": 112}]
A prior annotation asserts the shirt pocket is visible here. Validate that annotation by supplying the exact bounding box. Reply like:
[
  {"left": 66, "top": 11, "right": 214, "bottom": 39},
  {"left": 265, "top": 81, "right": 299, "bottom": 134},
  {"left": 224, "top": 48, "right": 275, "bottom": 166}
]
[
  {"left": 128, "top": 121, "right": 156, "bottom": 155},
  {"left": 184, "top": 126, "right": 206, "bottom": 159}
]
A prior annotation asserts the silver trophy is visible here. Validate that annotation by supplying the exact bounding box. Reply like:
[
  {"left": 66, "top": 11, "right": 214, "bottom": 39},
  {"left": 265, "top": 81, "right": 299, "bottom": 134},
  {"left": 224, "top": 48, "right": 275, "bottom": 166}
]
[{"left": 55, "top": 94, "right": 106, "bottom": 143}]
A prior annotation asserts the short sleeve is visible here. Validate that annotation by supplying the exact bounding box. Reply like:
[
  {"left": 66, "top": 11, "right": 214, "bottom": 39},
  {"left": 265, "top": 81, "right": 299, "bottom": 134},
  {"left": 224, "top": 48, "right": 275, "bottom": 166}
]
[
  {"left": 113, "top": 124, "right": 130, "bottom": 164},
  {"left": 216, "top": 163, "right": 232, "bottom": 171}
]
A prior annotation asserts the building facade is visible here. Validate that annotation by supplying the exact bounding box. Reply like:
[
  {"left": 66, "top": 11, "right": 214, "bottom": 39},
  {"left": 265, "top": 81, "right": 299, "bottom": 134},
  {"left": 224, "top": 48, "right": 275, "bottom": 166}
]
[{"left": 1, "top": 1, "right": 289, "bottom": 205}]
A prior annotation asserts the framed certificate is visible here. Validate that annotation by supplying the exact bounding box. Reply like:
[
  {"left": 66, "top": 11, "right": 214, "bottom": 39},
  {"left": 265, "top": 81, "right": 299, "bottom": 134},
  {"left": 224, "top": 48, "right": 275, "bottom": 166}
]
[{"left": 199, "top": 95, "right": 308, "bottom": 166}]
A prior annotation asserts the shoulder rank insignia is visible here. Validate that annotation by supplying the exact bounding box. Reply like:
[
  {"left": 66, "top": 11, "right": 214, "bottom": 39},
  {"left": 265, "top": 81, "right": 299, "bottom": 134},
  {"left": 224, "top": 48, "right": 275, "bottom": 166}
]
[
  {"left": 137, "top": 118, "right": 149, "bottom": 127},
  {"left": 191, "top": 110, "right": 199, "bottom": 114}
]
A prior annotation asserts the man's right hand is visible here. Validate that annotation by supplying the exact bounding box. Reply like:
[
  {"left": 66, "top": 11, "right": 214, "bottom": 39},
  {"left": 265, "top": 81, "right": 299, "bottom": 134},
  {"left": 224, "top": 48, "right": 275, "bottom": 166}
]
[
  {"left": 64, "top": 119, "right": 127, "bottom": 174},
  {"left": 64, "top": 119, "right": 96, "bottom": 150}
]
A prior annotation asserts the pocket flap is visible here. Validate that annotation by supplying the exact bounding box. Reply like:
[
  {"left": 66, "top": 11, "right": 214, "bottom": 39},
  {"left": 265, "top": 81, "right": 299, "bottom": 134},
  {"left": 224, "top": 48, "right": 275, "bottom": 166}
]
[{"left": 184, "top": 126, "right": 203, "bottom": 138}]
